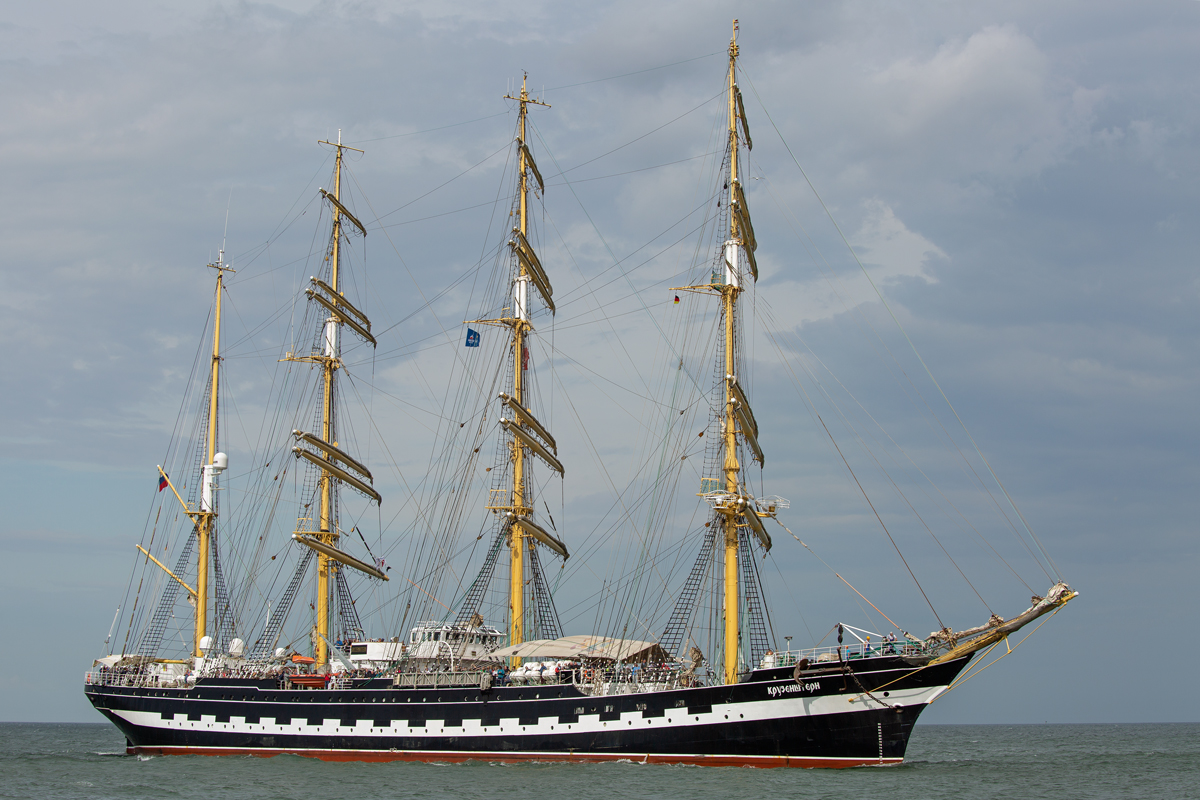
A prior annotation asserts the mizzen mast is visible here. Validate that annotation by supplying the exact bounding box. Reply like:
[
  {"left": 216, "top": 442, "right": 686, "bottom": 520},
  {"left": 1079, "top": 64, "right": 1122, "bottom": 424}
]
[{"left": 194, "top": 250, "right": 233, "bottom": 656}]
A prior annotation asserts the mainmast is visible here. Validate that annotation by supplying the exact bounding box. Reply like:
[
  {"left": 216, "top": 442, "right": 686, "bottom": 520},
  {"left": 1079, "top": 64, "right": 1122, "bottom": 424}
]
[
  {"left": 470, "top": 75, "right": 567, "bottom": 655},
  {"left": 287, "top": 131, "right": 385, "bottom": 668}
]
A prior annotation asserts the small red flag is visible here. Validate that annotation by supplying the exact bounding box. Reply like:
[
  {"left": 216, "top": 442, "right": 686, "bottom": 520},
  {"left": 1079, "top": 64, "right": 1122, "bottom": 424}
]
[
  {"left": 674, "top": 295, "right": 680, "bottom": 305},
  {"left": 158, "top": 474, "right": 169, "bottom": 492}
]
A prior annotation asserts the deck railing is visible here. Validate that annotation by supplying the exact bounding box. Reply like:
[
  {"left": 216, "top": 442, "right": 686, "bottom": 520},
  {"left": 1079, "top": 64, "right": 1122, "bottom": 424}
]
[
  {"left": 760, "top": 640, "right": 926, "bottom": 669},
  {"left": 84, "top": 670, "right": 186, "bottom": 688}
]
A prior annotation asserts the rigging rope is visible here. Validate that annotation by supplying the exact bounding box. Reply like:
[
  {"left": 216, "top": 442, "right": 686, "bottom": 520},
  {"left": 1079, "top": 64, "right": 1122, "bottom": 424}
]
[
  {"left": 765, "top": 325, "right": 946, "bottom": 629},
  {"left": 739, "top": 67, "right": 1060, "bottom": 584}
]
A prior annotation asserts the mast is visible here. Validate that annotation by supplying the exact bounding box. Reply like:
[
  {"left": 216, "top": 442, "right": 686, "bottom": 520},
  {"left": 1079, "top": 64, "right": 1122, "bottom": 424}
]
[
  {"left": 670, "top": 20, "right": 772, "bottom": 685},
  {"left": 195, "top": 251, "right": 232, "bottom": 656},
  {"left": 507, "top": 76, "right": 548, "bottom": 652},
  {"left": 316, "top": 134, "right": 343, "bottom": 668},
  {"left": 721, "top": 21, "right": 743, "bottom": 687},
  {"left": 287, "top": 131, "right": 379, "bottom": 668},
  {"left": 464, "top": 76, "right": 566, "bottom": 655}
]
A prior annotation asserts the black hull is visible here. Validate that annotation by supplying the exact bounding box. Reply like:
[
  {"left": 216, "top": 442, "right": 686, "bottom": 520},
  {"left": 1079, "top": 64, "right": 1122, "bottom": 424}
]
[{"left": 86, "top": 655, "right": 968, "bottom": 768}]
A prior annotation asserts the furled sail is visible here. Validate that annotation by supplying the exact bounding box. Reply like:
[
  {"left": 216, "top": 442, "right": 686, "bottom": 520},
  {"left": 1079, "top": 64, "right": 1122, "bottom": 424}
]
[
  {"left": 511, "top": 515, "right": 569, "bottom": 559},
  {"left": 311, "top": 278, "right": 372, "bottom": 332},
  {"left": 510, "top": 229, "right": 555, "bottom": 313},
  {"left": 742, "top": 509, "right": 772, "bottom": 551},
  {"left": 306, "top": 282, "right": 376, "bottom": 346},
  {"left": 729, "top": 378, "right": 763, "bottom": 465},
  {"left": 501, "top": 418, "right": 564, "bottom": 475},
  {"left": 734, "top": 84, "right": 752, "bottom": 150},
  {"left": 292, "top": 534, "right": 388, "bottom": 580},
  {"left": 520, "top": 142, "right": 544, "bottom": 192},
  {"left": 318, "top": 189, "right": 367, "bottom": 236},
  {"left": 731, "top": 180, "right": 758, "bottom": 281},
  {"left": 498, "top": 393, "right": 556, "bottom": 452},
  {"left": 292, "top": 446, "right": 381, "bottom": 504},
  {"left": 293, "top": 430, "right": 373, "bottom": 481}
]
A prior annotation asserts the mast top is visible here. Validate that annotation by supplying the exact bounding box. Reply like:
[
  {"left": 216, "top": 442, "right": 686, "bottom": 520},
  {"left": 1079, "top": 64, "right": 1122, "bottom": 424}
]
[
  {"left": 207, "top": 249, "right": 235, "bottom": 275},
  {"left": 505, "top": 73, "right": 551, "bottom": 110},
  {"left": 730, "top": 19, "right": 739, "bottom": 59},
  {"left": 318, "top": 129, "right": 365, "bottom": 154}
]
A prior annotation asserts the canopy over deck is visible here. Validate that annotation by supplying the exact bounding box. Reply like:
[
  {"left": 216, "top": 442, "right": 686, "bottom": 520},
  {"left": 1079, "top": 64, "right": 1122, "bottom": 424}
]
[{"left": 488, "top": 635, "right": 667, "bottom": 662}]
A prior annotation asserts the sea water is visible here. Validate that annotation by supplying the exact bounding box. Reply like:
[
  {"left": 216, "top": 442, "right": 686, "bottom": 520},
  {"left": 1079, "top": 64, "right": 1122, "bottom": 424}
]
[{"left": 1, "top": 722, "right": 1196, "bottom": 800}]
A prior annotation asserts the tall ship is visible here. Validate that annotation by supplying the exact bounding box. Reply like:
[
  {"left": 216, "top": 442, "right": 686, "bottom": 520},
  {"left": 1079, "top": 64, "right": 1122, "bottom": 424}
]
[{"left": 85, "top": 24, "right": 1075, "bottom": 767}]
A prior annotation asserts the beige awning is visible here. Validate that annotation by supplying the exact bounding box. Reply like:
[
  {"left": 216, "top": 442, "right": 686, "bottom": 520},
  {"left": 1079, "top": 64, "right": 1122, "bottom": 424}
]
[{"left": 488, "top": 635, "right": 667, "bottom": 662}]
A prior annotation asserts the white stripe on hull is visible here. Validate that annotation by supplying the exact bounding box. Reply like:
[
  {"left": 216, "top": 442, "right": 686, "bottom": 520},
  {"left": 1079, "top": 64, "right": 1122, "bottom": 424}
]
[{"left": 111, "top": 682, "right": 948, "bottom": 741}]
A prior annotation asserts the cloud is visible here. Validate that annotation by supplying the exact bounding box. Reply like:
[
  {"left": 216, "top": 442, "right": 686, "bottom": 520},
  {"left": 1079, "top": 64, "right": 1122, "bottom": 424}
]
[
  {"left": 739, "top": 200, "right": 944, "bottom": 336},
  {"left": 851, "top": 199, "right": 945, "bottom": 285},
  {"left": 867, "top": 25, "right": 1101, "bottom": 180},
  {"left": 3, "top": 1, "right": 1200, "bottom": 724}
]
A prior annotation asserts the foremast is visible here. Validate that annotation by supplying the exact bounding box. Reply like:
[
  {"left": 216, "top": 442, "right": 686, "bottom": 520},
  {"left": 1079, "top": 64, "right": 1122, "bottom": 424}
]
[
  {"left": 470, "top": 76, "right": 567, "bottom": 658},
  {"left": 286, "top": 132, "right": 384, "bottom": 668},
  {"left": 673, "top": 21, "right": 776, "bottom": 685}
]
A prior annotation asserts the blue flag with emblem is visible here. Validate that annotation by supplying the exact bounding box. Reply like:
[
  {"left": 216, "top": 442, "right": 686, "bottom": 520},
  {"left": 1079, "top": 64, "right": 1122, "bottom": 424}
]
[{"left": 465, "top": 328, "right": 480, "bottom": 347}]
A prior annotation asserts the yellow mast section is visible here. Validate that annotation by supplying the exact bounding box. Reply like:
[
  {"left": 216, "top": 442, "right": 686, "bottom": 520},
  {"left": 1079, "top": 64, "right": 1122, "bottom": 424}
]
[
  {"left": 720, "top": 23, "right": 739, "bottom": 690},
  {"left": 669, "top": 21, "right": 769, "bottom": 684},
  {"left": 312, "top": 131, "right": 365, "bottom": 667},
  {"left": 195, "top": 252, "right": 232, "bottom": 657},
  {"left": 721, "top": 21, "right": 744, "bottom": 686},
  {"left": 501, "top": 76, "right": 550, "bottom": 655}
]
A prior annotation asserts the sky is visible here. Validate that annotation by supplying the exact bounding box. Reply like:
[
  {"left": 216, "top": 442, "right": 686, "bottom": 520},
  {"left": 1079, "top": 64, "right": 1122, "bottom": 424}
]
[{"left": 1, "top": 0, "right": 1198, "bottom": 725}]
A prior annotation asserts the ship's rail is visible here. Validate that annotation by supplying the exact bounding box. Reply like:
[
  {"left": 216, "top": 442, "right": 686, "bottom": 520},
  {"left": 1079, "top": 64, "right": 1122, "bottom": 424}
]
[
  {"left": 83, "top": 641, "right": 929, "bottom": 692},
  {"left": 761, "top": 640, "right": 927, "bottom": 669},
  {"left": 85, "top": 666, "right": 344, "bottom": 690},
  {"left": 579, "top": 678, "right": 690, "bottom": 696},
  {"left": 84, "top": 670, "right": 186, "bottom": 689}
]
